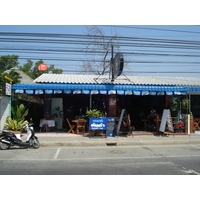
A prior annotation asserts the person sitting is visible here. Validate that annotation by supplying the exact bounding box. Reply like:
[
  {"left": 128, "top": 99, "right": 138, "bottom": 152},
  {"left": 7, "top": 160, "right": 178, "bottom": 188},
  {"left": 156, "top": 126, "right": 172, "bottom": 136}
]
[{"left": 149, "top": 108, "right": 157, "bottom": 117}]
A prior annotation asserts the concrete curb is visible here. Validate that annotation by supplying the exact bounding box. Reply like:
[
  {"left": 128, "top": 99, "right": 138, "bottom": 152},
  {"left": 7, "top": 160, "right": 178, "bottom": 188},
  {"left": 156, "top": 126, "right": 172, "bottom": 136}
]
[{"left": 39, "top": 139, "right": 200, "bottom": 147}]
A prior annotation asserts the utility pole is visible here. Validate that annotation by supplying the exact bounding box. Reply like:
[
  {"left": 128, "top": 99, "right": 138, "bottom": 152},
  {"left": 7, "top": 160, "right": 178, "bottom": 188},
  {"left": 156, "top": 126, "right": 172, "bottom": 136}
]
[{"left": 111, "top": 45, "right": 114, "bottom": 82}]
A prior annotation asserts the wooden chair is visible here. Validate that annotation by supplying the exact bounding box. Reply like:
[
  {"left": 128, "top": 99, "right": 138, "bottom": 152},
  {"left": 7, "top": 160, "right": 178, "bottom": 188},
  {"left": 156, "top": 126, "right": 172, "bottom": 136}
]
[
  {"left": 77, "top": 119, "right": 87, "bottom": 134},
  {"left": 66, "top": 118, "right": 75, "bottom": 133},
  {"left": 193, "top": 118, "right": 200, "bottom": 131}
]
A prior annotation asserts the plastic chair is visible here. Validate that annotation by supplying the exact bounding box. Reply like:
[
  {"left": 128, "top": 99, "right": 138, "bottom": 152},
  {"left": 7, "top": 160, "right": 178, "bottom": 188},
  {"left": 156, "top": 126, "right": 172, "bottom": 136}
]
[{"left": 66, "top": 118, "right": 75, "bottom": 133}]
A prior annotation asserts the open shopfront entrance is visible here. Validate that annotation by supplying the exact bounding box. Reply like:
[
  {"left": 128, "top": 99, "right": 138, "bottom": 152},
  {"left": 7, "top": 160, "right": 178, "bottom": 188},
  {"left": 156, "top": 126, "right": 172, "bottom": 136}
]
[
  {"left": 117, "top": 95, "right": 166, "bottom": 130},
  {"left": 43, "top": 93, "right": 167, "bottom": 131},
  {"left": 39, "top": 93, "right": 196, "bottom": 134}
]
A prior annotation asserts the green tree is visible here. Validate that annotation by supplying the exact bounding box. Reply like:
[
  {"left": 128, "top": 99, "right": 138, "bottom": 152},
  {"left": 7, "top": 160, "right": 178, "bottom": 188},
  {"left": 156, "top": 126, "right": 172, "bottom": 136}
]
[
  {"left": 20, "top": 59, "right": 63, "bottom": 79},
  {"left": 0, "top": 55, "right": 19, "bottom": 71},
  {"left": 20, "top": 59, "right": 33, "bottom": 78},
  {"left": 0, "top": 55, "right": 63, "bottom": 95},
  {"left": 0, "top": 70, "right": 21, "bottom": 96},
  {"left": 3, "top": 70, "right": 21, "bottom": 84}
]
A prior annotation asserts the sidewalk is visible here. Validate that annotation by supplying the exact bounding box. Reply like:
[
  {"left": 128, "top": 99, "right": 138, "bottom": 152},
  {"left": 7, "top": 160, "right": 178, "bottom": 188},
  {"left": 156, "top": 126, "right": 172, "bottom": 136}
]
[{"left": 26, "top": 131, "right": 200, "bottom": 147}]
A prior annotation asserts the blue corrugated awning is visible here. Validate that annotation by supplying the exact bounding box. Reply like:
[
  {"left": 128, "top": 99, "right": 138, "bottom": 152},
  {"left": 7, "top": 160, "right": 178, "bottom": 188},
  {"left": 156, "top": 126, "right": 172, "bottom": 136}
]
[{"left": 12, "top": 83, "right": 200, "bottom": 96}]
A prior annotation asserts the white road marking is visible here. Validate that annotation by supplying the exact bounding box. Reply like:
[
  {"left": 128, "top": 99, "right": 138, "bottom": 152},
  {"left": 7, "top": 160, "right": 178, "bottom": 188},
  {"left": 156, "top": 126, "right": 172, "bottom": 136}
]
[{"left": 53, "top": 148, "right": 61, "bottom": 160}]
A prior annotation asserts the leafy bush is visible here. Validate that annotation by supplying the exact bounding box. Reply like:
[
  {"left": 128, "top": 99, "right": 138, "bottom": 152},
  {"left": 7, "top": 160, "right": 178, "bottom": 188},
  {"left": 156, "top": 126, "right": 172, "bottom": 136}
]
[
  {"left": 86, "top": 109, "right": 102, "bottom": 118},
  {"left": 4, "top": 117, "right": 28, "bottom": 131},
  {"left": 11, "top": 103, "right": 29, "bottom": 122},
  {"left": 4, "top": 103, "right": 29, "bottom": 131}
]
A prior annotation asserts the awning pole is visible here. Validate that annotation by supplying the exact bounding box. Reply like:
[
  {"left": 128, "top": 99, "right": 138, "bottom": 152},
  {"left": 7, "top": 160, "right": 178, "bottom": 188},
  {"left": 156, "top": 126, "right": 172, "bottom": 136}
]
[
  {"left": 189, "top": 94, "right": 191, "bottom": 113},
  {"left": 89, "top": 94, "right": 92, "bottom": 109}
]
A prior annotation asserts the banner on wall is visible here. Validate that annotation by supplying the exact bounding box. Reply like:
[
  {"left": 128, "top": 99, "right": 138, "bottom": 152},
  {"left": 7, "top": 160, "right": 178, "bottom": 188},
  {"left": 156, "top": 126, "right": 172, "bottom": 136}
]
[
  {"left": 109, "top": 97, "right": 116, "bottom": 108},
  {"left": 43, "top": 97, "right": 51, "bottom": 114}
]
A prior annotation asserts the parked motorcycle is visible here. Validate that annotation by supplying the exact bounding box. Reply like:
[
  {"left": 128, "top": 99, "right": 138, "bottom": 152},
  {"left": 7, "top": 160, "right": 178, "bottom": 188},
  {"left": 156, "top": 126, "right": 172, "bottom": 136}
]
[{"left": 0, "top": 120, "right": 40, "bottom": 150}]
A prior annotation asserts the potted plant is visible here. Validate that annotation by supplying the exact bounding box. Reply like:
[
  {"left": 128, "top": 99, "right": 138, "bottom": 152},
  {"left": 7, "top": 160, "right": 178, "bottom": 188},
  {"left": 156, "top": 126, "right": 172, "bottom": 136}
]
[
  {"left": 4, "top": 103, "right": 29, "bottom": 133},
  {"left": 86, "top": 109, "right": 102, "bottom": 118},
  {"left": 4, "top": 117, "right": 29, "bottom": 133},
  {"left": 86, "top": 109, "right": 104, "bottom": 137},
  {"left": 130, "top": 126, "right": 135, "bottom": 131}
]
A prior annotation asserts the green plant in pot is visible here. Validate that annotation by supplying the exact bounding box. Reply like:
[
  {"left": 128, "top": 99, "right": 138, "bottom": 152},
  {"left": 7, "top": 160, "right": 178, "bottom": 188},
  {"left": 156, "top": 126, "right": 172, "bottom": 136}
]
[
  {"left": 86, "top": 109, "right": 102, "bottom": 118},
  {"left": 4, "top": 103, "right": 29, "bottom": 132}
]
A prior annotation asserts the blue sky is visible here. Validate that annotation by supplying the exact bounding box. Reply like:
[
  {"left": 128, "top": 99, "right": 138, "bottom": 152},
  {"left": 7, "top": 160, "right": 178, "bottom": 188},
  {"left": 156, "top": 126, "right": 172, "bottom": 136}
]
[{"left": 0, "top": 25, "right": 200, "bottom": 78}]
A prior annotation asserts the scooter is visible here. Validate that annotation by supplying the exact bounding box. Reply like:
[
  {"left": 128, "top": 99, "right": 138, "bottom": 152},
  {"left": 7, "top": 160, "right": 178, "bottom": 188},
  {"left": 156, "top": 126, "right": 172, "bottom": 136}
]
[{"left": 0, "top": 120, "right": 40, "bottom": 150}]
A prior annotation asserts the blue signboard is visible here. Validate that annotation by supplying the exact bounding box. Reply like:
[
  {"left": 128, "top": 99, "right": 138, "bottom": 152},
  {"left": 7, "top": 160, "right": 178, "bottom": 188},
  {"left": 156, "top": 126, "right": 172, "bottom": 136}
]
[
  {"left": 106, "top": 117, "right": 116, "bottom": 137},
  {"left": 89, "top": 118, "right": 107, "bottom": 130}
]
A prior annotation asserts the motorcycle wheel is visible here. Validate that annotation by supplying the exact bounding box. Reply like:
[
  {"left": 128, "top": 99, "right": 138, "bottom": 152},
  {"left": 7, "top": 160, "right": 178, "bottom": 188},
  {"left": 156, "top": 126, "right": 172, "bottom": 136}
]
[
  {"left": 0, "top": 137, "right": 11, "bottom": 150},
  {"left": 30, "top": 137, "right": 40, "bottom": 149}
]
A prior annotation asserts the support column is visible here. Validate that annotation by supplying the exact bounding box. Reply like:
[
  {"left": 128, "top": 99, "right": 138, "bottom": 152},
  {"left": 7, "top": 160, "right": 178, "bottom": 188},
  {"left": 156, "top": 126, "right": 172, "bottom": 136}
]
[
  {"left": 108, "top": 95, "right": 117, "bottom": 117},
  {"left": 165, "top": 95, "right": 173, "bottom": 109},
  {"left": 43, "top": 95, "right": 52, "bottom": 119},
  {"left": 89, "top": 94, "right": 92, "bottom": 109}
]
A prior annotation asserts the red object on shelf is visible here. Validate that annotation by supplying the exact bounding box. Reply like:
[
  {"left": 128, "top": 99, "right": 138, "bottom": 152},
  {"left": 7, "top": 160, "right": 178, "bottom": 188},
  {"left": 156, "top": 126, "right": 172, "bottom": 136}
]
[{"left": 175, "top": 124, "right": 184, "bottom": 128}]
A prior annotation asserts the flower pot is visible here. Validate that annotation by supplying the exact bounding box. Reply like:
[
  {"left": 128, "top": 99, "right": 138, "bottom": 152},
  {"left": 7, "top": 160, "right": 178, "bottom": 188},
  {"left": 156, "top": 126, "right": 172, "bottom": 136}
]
[{"left": 6, "top": 130, "right": 22, "bottom": 134}]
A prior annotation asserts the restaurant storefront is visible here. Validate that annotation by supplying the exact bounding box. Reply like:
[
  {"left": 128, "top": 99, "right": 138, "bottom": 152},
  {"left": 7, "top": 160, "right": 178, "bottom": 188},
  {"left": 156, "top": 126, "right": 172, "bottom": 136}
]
[{"left": 12, "top": 74, "right": 200, "bottom": 133}]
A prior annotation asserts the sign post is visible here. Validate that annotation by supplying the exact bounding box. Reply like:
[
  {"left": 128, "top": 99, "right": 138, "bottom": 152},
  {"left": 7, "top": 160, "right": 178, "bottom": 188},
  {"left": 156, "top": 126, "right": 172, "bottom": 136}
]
[
  {"left": 89, "top": 118, "right": 107, "bottom": 131},
  {"left": 159, "top": 109, "right": 174, "bottom": 133},
  {"left": 89, "top": 117, "right": 117, "bottom": 137},
  {"left": 116, "top": 109, "right": 126, "bottom": 136},
  {"left": 106, "top": 117, "right": 116, "bottom": 137}
]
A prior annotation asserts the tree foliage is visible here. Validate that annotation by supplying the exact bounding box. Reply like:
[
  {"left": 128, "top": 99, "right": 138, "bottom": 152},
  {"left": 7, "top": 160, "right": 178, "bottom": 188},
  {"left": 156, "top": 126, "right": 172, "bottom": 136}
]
[
  {"left": 0, "top": 55, "right": 19, "bottom": 71},
  {"left": 0, "top": 55, "right": 63, "bottom": 95},
  {"left": 19, "top": 59, "right": 63, "bottom": 79}
]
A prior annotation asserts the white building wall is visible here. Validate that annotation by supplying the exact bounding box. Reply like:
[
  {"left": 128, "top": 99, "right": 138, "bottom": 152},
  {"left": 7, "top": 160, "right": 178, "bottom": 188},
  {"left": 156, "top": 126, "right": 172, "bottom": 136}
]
[{"left": 0, "top": 96, "right": 11, "bottom": 132}]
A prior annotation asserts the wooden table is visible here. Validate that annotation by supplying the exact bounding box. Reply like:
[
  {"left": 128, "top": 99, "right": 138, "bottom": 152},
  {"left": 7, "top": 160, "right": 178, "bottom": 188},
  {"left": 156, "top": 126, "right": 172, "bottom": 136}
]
[
  {"left": 141, "top": 119, "right": 148, "bottom": 130},
  {"left": 47, "top": 120, "right": 56, "bottom": 131},
  {"left": 72, "top": 119, "right": 87, "bottom": 134}
]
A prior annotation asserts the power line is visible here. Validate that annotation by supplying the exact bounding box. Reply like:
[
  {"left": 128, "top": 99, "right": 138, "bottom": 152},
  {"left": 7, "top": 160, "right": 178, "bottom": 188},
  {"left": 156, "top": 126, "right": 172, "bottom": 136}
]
[
  {"left": 1, "top": 32, "right": 200, "bottom": 45},
  {"left": 1, "top": 67, "right": 200, "bottom": 74},
  {"left": 0, "top": 31, "right": 200, "bottom": 75},
  {"left": 99, "top": 25, "right": 200, "bottom": 35},
  {"left": 1, "top": 56, "right": 199, "bottom": 65},
  {"left": 0, "top": 47, "right": 200, "bottom": 58}
]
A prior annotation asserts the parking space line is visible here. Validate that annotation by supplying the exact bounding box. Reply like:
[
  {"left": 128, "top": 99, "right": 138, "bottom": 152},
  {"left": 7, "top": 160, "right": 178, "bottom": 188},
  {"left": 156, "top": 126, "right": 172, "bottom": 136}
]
[
  {"left": 53, "top": 148, "right": 61, "bottom": 160},
  {"left": 192, "top": 145, "right": 200, "bottom": 150}
]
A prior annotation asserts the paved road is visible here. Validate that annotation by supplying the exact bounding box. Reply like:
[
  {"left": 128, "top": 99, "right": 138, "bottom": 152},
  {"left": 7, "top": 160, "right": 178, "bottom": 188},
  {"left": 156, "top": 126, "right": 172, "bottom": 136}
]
[{"left": 1, "top": 144, "right": 200, "bottom": 175}]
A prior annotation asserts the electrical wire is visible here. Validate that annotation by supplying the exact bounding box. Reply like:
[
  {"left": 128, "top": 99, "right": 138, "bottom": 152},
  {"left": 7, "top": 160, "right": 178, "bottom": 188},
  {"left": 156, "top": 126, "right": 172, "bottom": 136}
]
[
  {"left": 0, "top": 31, "right": 200, "bottom": 75},
  {"left": 98, "top": 25, "right": 200, "bottom": 35}
]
